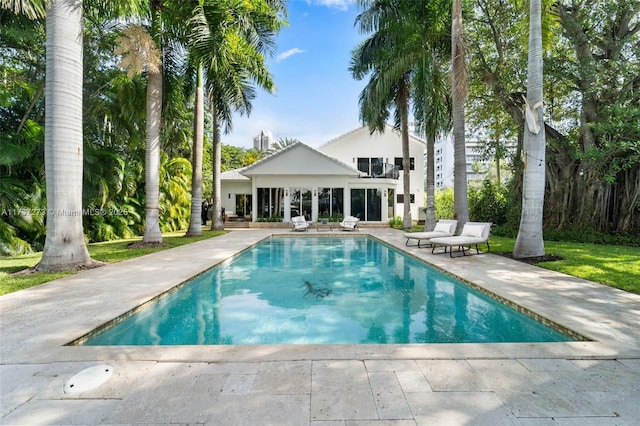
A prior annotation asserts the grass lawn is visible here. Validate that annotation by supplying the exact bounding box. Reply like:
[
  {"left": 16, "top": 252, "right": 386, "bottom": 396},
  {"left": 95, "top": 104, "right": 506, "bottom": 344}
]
[
  {"left": 489, "top": 236, "right": 640, "bottom": 294},
  {"left": 0, "top": 230, "right": 225, "bottom": 296}
]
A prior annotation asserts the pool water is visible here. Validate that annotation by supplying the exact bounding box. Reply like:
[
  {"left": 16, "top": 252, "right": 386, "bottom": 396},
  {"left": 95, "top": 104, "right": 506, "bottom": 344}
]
[{"left": 83, "top": 237, "right": 574, "bottom": 345}]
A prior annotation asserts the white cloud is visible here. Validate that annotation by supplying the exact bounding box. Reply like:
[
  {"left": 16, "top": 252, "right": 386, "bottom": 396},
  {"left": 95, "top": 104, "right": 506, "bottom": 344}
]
[
  {"left": 275, "top": 48, "right": 306, "bottom": 63},
  {"left": 307, "top": 0, "right": 353, "bottom": 11}
]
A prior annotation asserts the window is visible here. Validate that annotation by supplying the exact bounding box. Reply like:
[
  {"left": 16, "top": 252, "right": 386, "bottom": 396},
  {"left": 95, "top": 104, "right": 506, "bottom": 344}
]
[
  {"left": 350, "top": 188, "right": 382, "bottom": 221},
  {"left": 366, "top": 188, "right": 382, "bottom": 221},
  {"left": 257, "top": 188, "right": 284, "bottom": 219},
  {"left": 371, "top": 157, "right": 384, "bottom": 176},
  {"left": 290, "top": 188, "right": 312, "bottom": 219},
  {"left": 235, "top": 194, "right": 252, "bottom": 217},
  {"left": 357, "top": 158, "right": 370, "bottom": 174},
  {"left": 318, "top": 188, "right": 344, "bottom": 218},
  {"left": 357, "top": 157, "right": 384, "bottom": 175},
  {"left": 394, "top": 157, "right": 415, "bottom": 170},
  {"left": 396, "top": 193, "right": 415, "bottom": 204}
]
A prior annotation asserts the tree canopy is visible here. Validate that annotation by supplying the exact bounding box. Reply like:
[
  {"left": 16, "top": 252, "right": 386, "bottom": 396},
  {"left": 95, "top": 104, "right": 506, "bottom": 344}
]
[{"left": 1, "top": 0, "right": 638, "bottom": 256}]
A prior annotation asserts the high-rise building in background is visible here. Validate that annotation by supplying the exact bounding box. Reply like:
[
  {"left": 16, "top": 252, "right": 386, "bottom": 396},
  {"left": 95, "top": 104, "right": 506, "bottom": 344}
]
[
  {"left": 411, "top": 123, "right": 515, "bottom": 189},
  {"left": 253, "top": 131, "right": 274, "bottom": 152}
]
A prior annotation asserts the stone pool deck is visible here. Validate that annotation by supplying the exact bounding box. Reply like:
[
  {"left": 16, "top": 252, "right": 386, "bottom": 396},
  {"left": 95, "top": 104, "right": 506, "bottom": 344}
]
[{"left": 1, "top": 228, "right": 639, "bottom": 425}]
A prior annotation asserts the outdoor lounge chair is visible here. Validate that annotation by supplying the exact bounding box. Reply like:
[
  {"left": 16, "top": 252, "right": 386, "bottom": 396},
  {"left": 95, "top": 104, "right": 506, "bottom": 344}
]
[
  {"left": 404, "top": 219, "right": 458, "bottom": 247},
  {"left": 430, "top": 222, "right": 492, "bottom": 257},
  {"left": 291, "top": 215, "right": 310, "bottom": 232},
  {"left": 339, "top": 215, "right": 359, "bottom": 231}
]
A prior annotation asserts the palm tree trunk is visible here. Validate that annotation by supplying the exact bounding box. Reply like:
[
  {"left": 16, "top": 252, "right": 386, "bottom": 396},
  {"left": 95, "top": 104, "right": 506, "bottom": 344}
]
[
  {"left": 142, "top": 0, "right": 163, "bottom": 243},
  {"left": 452, "top": 0, "right": 469, "bottom": 232},
  {"left": 38, "top": 0, "right": 92, "bottom": 272},
  {"left": 424, "top": 132, "right": 436, "bottom": 231},
  {"left": 186, "top": 65, "right": 204, "bottom": 236},
  {"left": 142, "top": 70, "right": 163, "bottom": 243},
  {"left": 211, "top": 103, "right": 223, "bottom": 231},
  {"left": 513, "top": 0, "right": 546, "bottom": 258},
  {"left": 398, "top": 80, "right": 412, "bottom": 229}
]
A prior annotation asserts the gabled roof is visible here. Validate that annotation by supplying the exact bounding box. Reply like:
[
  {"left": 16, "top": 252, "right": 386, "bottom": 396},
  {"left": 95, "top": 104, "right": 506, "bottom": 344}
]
[
  {"left": 240, "top": 142, "right": 363, "bottom": 177},
  {"left": 319, "top": 123, "right": 427, "bottom": 150},
  {"left": 220, "top": 167, "right": 250, "bottom": 181}
]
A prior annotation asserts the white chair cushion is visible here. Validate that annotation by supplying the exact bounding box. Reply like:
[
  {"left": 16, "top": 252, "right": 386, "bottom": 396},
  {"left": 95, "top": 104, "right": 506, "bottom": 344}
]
[
  {"left": 433, "top": 222, "right": 451, "bottom": 233},
  {"left": 463, "top": 224, "right": 485, "bottom": 238}
]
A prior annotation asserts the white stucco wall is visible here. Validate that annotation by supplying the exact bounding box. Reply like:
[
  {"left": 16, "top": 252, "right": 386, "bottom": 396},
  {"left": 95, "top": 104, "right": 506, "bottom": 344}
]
[
  {"left": 319, "top": 125, "right": 426, "bottom": 220},
  {"left": 220, "top": 127, "right": 426, "bottom": 223},
  {"left": 221, "top": 181, "right": 252, "bottom": 217}
]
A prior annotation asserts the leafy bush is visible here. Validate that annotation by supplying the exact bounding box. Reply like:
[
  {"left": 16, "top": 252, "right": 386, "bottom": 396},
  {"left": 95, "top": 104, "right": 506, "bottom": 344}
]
[
  {"left": 468, "top": 179, "right": 508, "bottom": 224},
  {"left": 543, "top": 226, "right": 640, "bottom": 247},
  {"left": 388, "top": 216, "right": 403, "bottom": 229},
  {"left": 434, "top": 181, "right": 508, "bottom": 225},
  {"left": 491, "top": 223, "right": 640, "bottom": 247},
  {"left": 318, "top": 214, "right": 344, "bottom": 223},
  {"left": 434, "top": 188, "right": 454, "bottom": 219}
]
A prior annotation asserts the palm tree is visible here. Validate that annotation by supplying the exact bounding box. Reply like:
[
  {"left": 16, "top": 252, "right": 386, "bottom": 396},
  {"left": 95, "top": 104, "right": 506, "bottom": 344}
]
[
  {"left": 187, "top": 0, "right": 285, "bottom": 231},
  {"left": 0, "top": 0, "right": 47, "bottom": 19},
  {"left": 408, "top": 0, "right": 451, "bottom": 231},
  {"left": 266, "top": 138, "right": 299, "bottom": 155},
  {"left": 351, "top": 0, "right": 415, "bottom": 229},
  {"left": 513, "top": 0, "right": 546, "bottom": 258},
  {"left": 451, "top": 0, "right": 469, "bottom": 232},
  {"left": 37, "top": 0, "right": 93, "bottom": 271},
  {"left": 413, "top": 53, "right": 451, "bottom": 231},
  {"left": 143, "top": 0, "right": 163, "bottom": 243},
  {"left": 114, "top": 23, "right": 163, "bottom": 243},
  {"left": 186, "top": 64, "right": 205, "bottom": 236}
]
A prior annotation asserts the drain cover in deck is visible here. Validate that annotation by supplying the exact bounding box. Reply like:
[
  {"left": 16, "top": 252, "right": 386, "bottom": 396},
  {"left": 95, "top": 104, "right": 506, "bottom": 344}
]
[{"left": 63, "top": 364, "right": 113, "bottom": 394}]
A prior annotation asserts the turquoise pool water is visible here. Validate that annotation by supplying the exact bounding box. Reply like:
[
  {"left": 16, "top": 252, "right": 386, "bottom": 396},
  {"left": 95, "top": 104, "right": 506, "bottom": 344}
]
[{"left": 83, "top": 237, "right": 574, "bottom": 345}]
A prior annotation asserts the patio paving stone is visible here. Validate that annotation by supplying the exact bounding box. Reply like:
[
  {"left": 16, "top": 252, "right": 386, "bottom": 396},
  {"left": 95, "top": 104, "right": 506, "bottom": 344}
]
[{"left": 1, "top": 228, "right": 639, "bottom": 425}]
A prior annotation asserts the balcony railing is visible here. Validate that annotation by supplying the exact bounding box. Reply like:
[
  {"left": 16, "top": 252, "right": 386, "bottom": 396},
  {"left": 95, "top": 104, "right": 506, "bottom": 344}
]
[{"left": 360, "top": 163, "right": 399, "bottom": 179}]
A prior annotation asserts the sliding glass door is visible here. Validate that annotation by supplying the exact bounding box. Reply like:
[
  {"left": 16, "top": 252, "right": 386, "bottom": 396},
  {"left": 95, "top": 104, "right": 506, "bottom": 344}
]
[{"left": 350, "top": 188, "right": 381, "bottom": 221}]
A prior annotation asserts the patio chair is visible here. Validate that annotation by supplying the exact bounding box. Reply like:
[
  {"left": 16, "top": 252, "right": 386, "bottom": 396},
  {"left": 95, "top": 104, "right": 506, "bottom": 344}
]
[
  {"left": 291, "top": 215, "right": 310, "bottom": 232},
  {"left": 430, "top": 222, "right": 492, "bottom": 257},
  {"left": 339, "top": 216, "right": 359, "bottom": 231},
  {"left": 404, "top": 219, "right": 458, "bottom": 248}
]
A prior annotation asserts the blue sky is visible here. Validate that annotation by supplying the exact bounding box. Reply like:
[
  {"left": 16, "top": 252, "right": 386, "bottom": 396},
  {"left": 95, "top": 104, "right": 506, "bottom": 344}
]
[{"left": 224, "top": 0, "right": 366, "bottom": 149}]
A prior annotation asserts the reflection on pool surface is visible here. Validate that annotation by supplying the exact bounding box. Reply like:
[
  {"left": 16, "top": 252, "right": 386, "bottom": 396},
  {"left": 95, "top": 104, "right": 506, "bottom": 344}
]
[{"left": 83, "top": 237, "right": 574, "bottom": 345}]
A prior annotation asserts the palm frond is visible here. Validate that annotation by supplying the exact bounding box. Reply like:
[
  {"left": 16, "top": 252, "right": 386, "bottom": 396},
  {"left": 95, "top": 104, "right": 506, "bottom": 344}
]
[{"left": 114, "top": 24, "right": 162, "bottom": 78}]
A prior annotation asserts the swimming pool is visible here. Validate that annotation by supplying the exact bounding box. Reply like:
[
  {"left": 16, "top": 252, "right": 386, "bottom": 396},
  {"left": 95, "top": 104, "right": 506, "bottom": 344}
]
[{"left": 82, "top": 236, "right": 575, "bottom": 345}]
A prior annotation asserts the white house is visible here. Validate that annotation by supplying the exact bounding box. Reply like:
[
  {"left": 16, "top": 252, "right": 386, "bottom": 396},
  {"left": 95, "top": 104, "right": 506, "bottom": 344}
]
[{"left": 220, "top": 125, "right": 426, "bottom": 223}]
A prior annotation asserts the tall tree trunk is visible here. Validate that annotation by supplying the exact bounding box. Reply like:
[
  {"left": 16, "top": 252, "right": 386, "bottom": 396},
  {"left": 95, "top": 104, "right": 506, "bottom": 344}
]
[
  {"left": 513, "top": 0, "right": 546, "bottom": 258},
  {"left": 38, "top": 0, "right": 92, "bottom": 272},
  {"left": 398, "top": 81, "right": 412, "bottom": 229},
  {"left": 142, "top": 70, "right": 163, "bottom": 242},
  {"left": 451, "top": 0, "right": 469, "bottom": 232},
  {"left": 424, "top": 131, "right": 436, "bottom": 231},
  {"left": 211, "top": 103, "right": 223, "bottom": 231},
  {"left": 186, "top": 65, "right": 204, "bottom": 236},
  {"left": 142, "top": 0, "right": 163, "bottom": 243}
]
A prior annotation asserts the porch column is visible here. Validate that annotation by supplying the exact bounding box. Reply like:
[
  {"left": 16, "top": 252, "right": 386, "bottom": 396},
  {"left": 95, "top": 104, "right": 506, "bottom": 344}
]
[
  {"left": 382, "top": 187, "right": 389, "bottom": 222},
  {"left": 311, "top": 187, "right": 318, "bottom": 222},
  {"left": 251, "top": 179, "right": 258, "bottom": 222},
  {"left": 284, "top": 187, "right": 291, "bottom": 222},
  {"left": 344, "top": 187, "right": 351, "bottom": 217}
]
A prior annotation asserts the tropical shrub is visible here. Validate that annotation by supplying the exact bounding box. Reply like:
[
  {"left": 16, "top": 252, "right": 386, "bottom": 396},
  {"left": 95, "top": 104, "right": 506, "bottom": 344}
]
[
  {"left": 468, "top": 179, "right": 508, "bottom": 224},
  {"left": 158, "top": 156, "right": 192, "bottom": 232},
  {"left": 434, "top": 188, "right": 454, "bottom": 220},
  {"left": 388, "top": 216, "right": 403, "bottom": 229}
]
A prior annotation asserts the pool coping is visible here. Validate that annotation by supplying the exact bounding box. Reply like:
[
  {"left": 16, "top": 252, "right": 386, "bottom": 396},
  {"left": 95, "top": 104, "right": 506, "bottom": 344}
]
[{"left": 1, "top": 228, "right": 639, "bottom": 366}]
